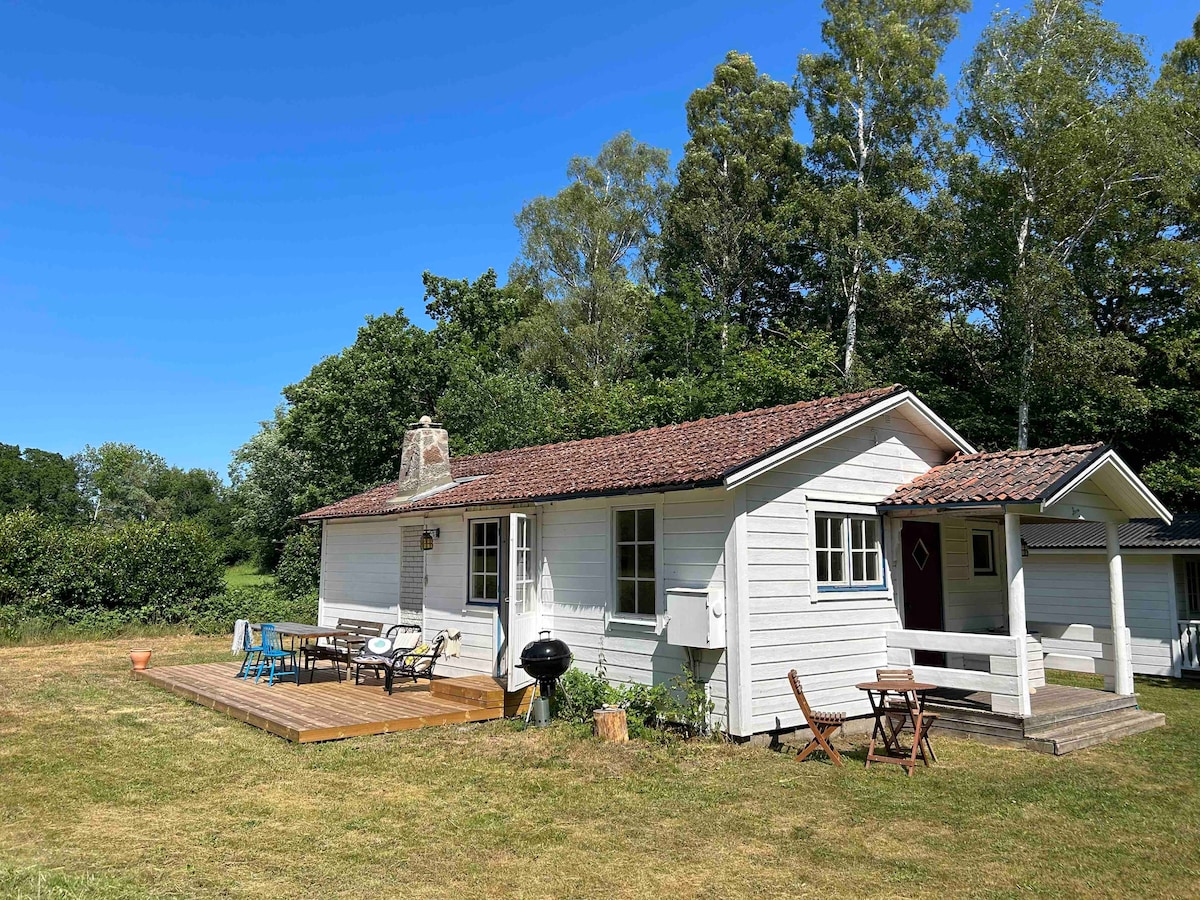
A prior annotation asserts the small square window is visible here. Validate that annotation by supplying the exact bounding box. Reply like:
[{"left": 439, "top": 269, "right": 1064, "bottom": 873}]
[{"left": 972, "top": 530, "right": 996, "bottom": 576}]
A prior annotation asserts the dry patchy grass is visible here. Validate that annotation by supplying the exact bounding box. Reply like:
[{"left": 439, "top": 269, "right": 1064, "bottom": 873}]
[{"left": 1, "top": 636, "right": 1198, "bottom": 898}]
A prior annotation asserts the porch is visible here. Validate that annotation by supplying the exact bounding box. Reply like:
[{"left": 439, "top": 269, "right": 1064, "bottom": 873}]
[
  {"left": 877, "top": 443, "right": 1173, "bottom": 744},
  {"left": 135, "top": 662, "right": 533, "bottom": 742}
]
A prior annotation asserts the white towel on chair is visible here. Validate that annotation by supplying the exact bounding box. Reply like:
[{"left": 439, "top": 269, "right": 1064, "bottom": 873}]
[
  {"left": 445, "top": 629, "right": 462, "bottom": 658},
  {"left": 232, "top": 619, "right": 249, "bottom": 655}
]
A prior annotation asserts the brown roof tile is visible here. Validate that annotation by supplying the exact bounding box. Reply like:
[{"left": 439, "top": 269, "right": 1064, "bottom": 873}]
[
  {"left": 301, "top": 385, "right": 906, "bottom": 520},
  {"left": 880, "top": 443, "right": 1106, "bottom": 508}
]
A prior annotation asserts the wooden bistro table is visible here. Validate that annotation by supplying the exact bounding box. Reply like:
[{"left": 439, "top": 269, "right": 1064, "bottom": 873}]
[
  {"left": 855, "top": 680, "right": 937, "bottom": 776},
  {"left": 253, "top": 622, "right": 350, "bottom": 684}
]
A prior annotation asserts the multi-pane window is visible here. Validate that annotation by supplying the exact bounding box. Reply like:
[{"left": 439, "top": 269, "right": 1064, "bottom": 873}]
[
  {"left": 1186, "top": 559, "right": 1200, "bottom": 617},
  {"left": 469, "top": 518, "right": 501, "bottom": 604},
  {"left": 615, "top": 508, "right": 656, "bottom": 617},
  {"left": 815, "top": 513, "right": 883, "bottom": 589},
  {"left": 514, "top": 516, "right": 535, "bottom": 614},
  {"left": 972, "top": 529, "right": 997, "bottom": 576}
]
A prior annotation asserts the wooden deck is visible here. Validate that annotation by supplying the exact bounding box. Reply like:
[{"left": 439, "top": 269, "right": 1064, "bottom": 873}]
[
  {"left": 135, "top": 662, "right": 532, "bottom": 743},
  {"left": 925, "top": 683, "right": 1165, "bottom": 754}
]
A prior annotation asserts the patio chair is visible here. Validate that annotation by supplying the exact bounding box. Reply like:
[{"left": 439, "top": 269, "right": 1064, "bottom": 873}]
[
  {"left": 350, "top": 624, "right": 423, "bottom": 685},
  {"left": 235, "top": 622, "right": 266, "bottom": 679},
  {"left": 787, "top": 670, "right": 844, "bottom": 766},
  {"left": 382, "top": 630, "right": 450, "bottom": 694},
  {"left": 875, "top": 667, "right": 937, "bottom": 764},
  {"left": 253, "top": 624, "right": 299, "bottom": 686}
]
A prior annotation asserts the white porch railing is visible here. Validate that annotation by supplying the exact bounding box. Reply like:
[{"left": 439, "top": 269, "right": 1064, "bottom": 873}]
[
  {"left": 1030, "top": 621, "right": 1132, "bottom": 691},
  {"left": 885, "top": 629, "right": 1026, "bottom": 716},
  {"left": 1180, "top": 620, "right": 1200, "bottom": 671}
]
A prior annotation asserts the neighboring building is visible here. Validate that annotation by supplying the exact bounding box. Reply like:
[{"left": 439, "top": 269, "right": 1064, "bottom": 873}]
[
  {"left": 300, "top": 385, "right": 1172, "bottom": 739},
  {"left": 1022, "top": 516, "right": 1200, "bottom": 679}
]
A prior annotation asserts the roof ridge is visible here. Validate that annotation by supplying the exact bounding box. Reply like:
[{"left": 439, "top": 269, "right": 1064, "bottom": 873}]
[
  {"left": 453, "top": 384, "right": 905, "bottom": 466},
  {"left": 956, "top": 441, "right": 1104, "bottom": 462}
]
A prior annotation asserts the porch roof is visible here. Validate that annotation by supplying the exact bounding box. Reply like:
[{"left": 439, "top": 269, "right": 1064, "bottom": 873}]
[
  {"left": 1022, "top": 513, "right": 1200, "bottom": 550},
  {"left": 879, "top": 443, "right": 1171, "bottom": 522}
]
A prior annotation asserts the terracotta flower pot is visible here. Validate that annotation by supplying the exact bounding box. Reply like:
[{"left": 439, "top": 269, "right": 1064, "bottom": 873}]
[{"left": 130, "top": 648, "right": 153, "bottom": 671}]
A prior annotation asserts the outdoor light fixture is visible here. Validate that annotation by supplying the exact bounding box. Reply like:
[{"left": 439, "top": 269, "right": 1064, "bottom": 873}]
[{"left": 421, "top": 528, "right": 440, "bottom": 551}]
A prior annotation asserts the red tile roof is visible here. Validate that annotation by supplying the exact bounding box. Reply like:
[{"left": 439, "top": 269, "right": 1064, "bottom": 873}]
[
  {"left": 301, "top": 385, "right": 906, "bottom": 520},
  {"left": 880, "top": 443, "right": 1106, "bottom": 508}
]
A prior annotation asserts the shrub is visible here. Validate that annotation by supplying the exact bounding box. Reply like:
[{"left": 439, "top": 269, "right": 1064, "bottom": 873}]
[
  {"left": 0, "top": 511, "right": 223, "bottom": 623},
  {"left": 553, "top": 658, "right": 719, "bottom": 739},
  {"left": 182, "top": 585, "right": 317, "bottom": 635},
  {"left": 275, "top": 525, "right": 322, "bottom": 599}
]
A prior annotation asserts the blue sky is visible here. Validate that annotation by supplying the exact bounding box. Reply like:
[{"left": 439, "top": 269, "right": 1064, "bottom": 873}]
[{"left": 1, "top": 1, "right": 1194, "bottom": 476}]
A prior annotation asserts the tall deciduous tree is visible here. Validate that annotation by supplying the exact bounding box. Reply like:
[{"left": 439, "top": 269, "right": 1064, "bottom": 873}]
[
  {"left": 661, "top": 51, "right": 799, "bottom": 356},
  {"left": 512, "top": 132, "right": 670, "bottom": 386},
  {"left": 951, "top": 0, "right": 1188, "bottom": 449},
  {"left": 796, "top": 0, "right": 968, "bottom": 385}
]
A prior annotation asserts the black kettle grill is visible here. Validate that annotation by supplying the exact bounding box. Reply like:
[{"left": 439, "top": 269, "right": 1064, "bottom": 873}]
[{"left": 518, "top": 631, "right": 572, "bottom": 725}]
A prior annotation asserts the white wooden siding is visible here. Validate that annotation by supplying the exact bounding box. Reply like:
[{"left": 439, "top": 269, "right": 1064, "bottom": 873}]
[
  {"left": 740, "top": 411, "right": 949, "bottom": 733},
  {"left": 421, "top": 512, "right": 495, "bottom": 678},
  {"left": 319, "top": 517, "right": 402, "bottom": 626},
  {"left": 941, "top": 518, "right": 1006, "bottom": 634},
  {"left": 540, "top": 490, "right": 730, "bottom": 726},
  {"left": 1024, "top": 553, "right": 1176, "bottom": 676}
]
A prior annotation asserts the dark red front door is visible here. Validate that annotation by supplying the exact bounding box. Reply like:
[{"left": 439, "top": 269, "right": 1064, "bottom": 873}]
[{"left": 900, "top": 521, "right": 945, "bottom": 667}]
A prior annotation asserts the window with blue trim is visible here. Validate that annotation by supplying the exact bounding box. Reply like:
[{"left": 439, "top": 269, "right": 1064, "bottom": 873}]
[{"left": 816, "top": 513, "right": 883, "bottom": 590}]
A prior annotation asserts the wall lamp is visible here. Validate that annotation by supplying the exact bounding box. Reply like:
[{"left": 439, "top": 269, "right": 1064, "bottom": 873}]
[{"left": 421, "top": 528, "right": 440, "bottom": 551}]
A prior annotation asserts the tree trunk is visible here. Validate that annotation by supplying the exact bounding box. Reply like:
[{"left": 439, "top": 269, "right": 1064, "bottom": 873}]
[{"left": 593, "top": 705, "right": 628, "bottom": 742}]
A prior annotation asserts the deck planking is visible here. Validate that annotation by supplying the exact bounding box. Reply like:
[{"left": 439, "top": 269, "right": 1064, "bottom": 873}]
[{"left": 135, "top": 661, "right": 532, "bottom": 742}]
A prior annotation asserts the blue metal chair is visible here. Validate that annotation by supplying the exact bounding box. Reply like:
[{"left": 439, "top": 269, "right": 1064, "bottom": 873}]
[
  {"left": 236, "top": 623, "right": 266, "bottom": 679},
  {"left": 253, "top": 624, "right": 298, "bottom": 685}
]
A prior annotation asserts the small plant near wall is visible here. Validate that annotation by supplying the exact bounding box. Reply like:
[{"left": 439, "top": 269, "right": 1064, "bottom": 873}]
[{"left": 553, "top": 655, "right": 719, "bottom": 740}]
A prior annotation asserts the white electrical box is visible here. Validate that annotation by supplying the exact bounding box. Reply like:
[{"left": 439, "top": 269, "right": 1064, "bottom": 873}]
[{"left": 665, "top": 587, "right": 726, "bottom": 649}]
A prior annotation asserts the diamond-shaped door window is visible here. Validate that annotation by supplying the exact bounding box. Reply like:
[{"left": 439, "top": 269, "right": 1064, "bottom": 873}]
[{"left": 911, "top": 538, "right": 931, "bottom": 571}]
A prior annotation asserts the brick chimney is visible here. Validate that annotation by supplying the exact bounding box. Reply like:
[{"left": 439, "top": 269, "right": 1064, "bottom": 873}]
[{"left": 393, "top": 416, "right": 453, "bottom": 501}]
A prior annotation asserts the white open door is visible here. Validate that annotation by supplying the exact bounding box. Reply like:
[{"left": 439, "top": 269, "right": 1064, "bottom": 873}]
[{"left": 506, "top": 512, "right": 539, "bottom": 692}]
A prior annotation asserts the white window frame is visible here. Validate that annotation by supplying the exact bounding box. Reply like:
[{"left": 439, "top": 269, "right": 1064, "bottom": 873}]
[
  {"left": 466, "top": 515, "right": 503, "bottom": 606},
  {"left": 608, "top": 499, "right": 664, "bottom": 627},
  {"left": 971, "top": 528, "right": 998, "bottom": 577},
  {"left": 1185, "top": 558, "right": 1200, "bottom": 618},
  {"left": 809, "top": 502, "right": 888, "bottom": 599}
]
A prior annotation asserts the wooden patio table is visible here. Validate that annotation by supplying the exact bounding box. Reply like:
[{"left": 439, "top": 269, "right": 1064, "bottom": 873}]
[
  {"left": 855, "top": 680, "right": 937, "bottom": 777},
  {"left": 251, "top": 623, "right": 351, "bottom": 684}
]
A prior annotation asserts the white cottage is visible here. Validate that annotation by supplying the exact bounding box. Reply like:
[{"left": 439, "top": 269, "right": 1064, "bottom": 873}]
[{"left": 300, "top": 385, "right": 1171, "bottom": 746}]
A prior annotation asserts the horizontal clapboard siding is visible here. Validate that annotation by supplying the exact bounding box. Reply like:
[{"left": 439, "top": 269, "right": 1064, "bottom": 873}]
[
  {"left": 942, "top": 519, "right": 1006, "bottom": 635},
  {"left": 1024, "top": 553, "right": 1176, "bottom": 676},
  {"left": 422, "top": 512, "right": 494, "bottom": 678},
  {"left": 319, "top": 518, "right": 401, "bottom": 626},
  {"left": 540, "top": 491, "right": 730, "bottom": 726},
  {"left": 742, "top": 412, "right": 946, "bottom": 732}
]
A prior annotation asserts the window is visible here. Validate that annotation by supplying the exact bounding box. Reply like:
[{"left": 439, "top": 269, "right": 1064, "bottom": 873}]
[
  {"left": 815, "top": 513, "right": 883, "bottom": 589},
  {"left": 1186, "top": 559, "right": 1200, "bottom": 617},
  {"left": 615, "top": 508, "right": 656, "bottom": 617},
  {"left": 469, "top": 518, "right": 501, "bottom": 604},
  {"left": 972, "top": 530, "right": 997, "bottom": 576}
]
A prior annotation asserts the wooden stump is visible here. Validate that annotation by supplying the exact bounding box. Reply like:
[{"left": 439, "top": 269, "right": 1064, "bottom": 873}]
[{"left": 593, "top": 705, "right": 628, "bottom": 742}]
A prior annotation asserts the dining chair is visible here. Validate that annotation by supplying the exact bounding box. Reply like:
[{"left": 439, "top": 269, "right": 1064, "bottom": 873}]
[{"left": 788, "top": 670, "right": 845, "bottom": 766}]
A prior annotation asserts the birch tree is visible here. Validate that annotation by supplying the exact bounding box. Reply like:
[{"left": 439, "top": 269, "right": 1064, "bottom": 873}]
[
  {"left": 797, "top": 0, "right": 967, "bottom": 385},
  {"left": 953, "top": 0, "right": 1172, "bottom": 448}
]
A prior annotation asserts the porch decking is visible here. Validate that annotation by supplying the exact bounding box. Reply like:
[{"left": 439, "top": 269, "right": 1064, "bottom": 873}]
[
  {"left": 135, "top": 662, "right": 533, "bottom": 743},
  {"left": 925, "top": 683, "right": 1165, "bottom": 754}
]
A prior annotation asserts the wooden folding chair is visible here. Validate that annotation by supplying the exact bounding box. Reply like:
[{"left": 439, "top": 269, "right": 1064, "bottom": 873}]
[
  {"left": 788, "top": 670, "right": 844, "bottom": 766},
  {"left": 875, "top": 667, "right": 937, "bottom": 764}
]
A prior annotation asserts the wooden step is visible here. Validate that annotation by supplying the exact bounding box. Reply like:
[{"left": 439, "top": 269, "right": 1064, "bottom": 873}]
[
  {"left": 1025, "top": 709, "right": 1166, "bottom": 755},
  {"left": 430, "top": 675, "right": 533, "bottom": 716},
  {"left": 1022, "top": 692, "right": 1138, "bottom": 733}
]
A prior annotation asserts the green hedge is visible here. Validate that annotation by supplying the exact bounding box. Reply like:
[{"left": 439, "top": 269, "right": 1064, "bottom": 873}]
[{"left": 0, "top": 510, "right": 223, "bottom": 622}]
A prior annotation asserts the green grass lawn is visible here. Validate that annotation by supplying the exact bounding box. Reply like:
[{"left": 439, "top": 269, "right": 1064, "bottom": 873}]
[
  {"left": 1, "top": 637, "right": 1197, "bottom": 899},
  {"left": 223, "top": 562, "right": 275, "bottom": 588}
]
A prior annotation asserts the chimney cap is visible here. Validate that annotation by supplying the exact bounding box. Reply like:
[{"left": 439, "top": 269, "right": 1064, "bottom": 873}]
[{"left": 410, "top": 415, "right": 440, "bottom": 429}]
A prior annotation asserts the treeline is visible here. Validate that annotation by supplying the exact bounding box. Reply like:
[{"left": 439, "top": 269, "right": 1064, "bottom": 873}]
[
  {"left": 230, "top": 1, "right": 1200, "bottom": 565},
  {"left": 2, "top": 441, "right": 247, "bottom": 562}
]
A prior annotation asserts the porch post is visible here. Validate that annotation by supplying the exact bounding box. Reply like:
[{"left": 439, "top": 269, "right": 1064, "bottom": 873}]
[
  {"left": 1003, "top": 511, "right": 1032, "bottom": 716},
  {"left": 1105, "top": 521, "right": 1135, "bottom": 696}
]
